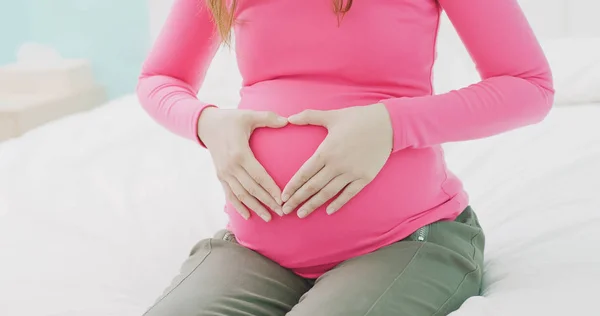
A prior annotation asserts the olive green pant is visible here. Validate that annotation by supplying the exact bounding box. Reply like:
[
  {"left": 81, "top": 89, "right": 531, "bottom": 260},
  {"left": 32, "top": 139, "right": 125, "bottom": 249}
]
[{"left": 143, "top": 207, "right": 484, "bottom": 316}]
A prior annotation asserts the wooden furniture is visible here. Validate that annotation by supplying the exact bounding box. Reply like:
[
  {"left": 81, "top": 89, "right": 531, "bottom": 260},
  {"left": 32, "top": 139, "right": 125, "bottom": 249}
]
[{"left": 0, "top": 59, "right": 106, "bottom": 141}]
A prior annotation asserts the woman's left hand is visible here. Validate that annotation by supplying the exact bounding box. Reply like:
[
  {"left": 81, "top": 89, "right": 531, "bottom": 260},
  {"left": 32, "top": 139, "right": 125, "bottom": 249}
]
[{"left": 281, "top": 103, "right": 394, "bottom": 218}]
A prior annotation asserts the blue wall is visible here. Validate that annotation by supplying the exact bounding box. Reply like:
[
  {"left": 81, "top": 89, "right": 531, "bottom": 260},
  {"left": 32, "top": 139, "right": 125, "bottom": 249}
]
[
  {"left": 0, "top": 2, "right": 30, "bottom": 63},
  {"left": 0, "top": 0, "right": 150, "bottom": 99}
]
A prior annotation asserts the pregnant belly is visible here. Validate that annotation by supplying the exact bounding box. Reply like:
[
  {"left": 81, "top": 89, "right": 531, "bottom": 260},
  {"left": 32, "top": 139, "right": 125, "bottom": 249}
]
[
  {"left": 228, "top": 81, "right": 461, "bottom": 270},
  {"left": 226, "top": 124, "right": 456, "bottom": 269}
]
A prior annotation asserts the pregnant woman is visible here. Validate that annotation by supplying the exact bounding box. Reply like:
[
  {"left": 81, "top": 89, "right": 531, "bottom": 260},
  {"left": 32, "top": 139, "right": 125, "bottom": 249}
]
[{"left": 138, "top": 0, "right": 553, "bottom": 315}]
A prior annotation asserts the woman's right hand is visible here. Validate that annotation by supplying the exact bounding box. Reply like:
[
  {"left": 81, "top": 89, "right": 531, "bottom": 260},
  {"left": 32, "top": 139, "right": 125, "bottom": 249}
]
[{"left": 198, "top": 107, "right": 287, "bottom": 222}]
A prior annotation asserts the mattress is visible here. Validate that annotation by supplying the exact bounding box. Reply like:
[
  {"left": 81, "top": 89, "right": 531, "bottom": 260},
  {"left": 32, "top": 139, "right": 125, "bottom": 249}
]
[{"left": 0, "top": 95, "right": 599, "bottom": 315}]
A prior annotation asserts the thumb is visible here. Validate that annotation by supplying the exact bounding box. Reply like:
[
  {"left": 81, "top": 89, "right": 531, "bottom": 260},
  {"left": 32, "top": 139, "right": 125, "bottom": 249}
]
[
  {"left": 288, "top": 110, "right": 333, "bottom": 127},
  {"left": 251, "top": 111, "right": 289, "bottom": 128}
]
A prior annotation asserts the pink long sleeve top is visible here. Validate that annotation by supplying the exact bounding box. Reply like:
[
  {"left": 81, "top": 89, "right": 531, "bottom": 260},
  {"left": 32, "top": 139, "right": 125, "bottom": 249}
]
[{"left": 138, "top": 0, "right": 554, "bottom": 277}]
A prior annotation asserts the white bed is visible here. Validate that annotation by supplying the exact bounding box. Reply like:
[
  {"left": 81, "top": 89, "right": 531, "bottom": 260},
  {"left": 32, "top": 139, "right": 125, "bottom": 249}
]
[
  {"left": 2, "top": 0, "right": 600, "bottom": 315},
  {"left": 1, "top": 95, "right": 599, "bottom": 316}
]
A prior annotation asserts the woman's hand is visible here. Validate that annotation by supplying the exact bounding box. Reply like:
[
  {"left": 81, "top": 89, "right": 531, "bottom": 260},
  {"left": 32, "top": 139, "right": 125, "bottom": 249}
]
[
  {"left": 199, "top": 107, "right": 288, "bottom": 222},
  {"left": 281, "top": 104, "right": 393, "bottom": 218}
]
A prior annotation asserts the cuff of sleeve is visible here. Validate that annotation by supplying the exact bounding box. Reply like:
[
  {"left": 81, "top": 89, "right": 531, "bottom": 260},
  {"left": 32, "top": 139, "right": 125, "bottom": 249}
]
[
  {"left": 380, "top": 98, "right": 411, "bottom": 152},
  {"left": 192, "top": 103, "right": 217, "bottom": 148}
]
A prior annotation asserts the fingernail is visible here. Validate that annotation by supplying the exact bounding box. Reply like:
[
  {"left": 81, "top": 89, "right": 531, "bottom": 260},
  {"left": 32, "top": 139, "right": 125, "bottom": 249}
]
[
  {"left": 297, "top": 209, "right": 307, "bottom": 218},
  {"left": 274, "top": 196, "right": 282, "bottom": 205},
  {"left": 282, "top": 206, "right": 292, "bottom": 214},
  {"left": 282, "top": 194, "right": 290, "bottom": 202},
  {"left": 326, "top": 207, "right": 335, "bottom": 215},
  {"left": 274, "top": 207, "right": 284, "bottom": 217},
  {"left": 242, "top": 213, "right": 250, "bottom": 220},
  {"left": 261, "top": 214, "right": 271, "bottom": 222}
]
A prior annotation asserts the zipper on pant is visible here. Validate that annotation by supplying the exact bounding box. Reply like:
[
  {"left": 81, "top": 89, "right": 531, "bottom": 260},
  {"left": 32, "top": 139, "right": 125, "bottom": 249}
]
[{"left": 415, "top": 225, "right": 430, "bottom": 242}]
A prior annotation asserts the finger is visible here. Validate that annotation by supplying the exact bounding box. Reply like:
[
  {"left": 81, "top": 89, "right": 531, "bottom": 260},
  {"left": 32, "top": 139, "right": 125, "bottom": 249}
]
[
  {"left": 297, "top": 175, "right": 352, "bottom": 218},
  {"left": 282, "top": 166, "right": 340, "bottom": 215},
  {"left": 326, "top": 180, "right": 367, "bottom": 215},
  {"left": 251, "top": 111, "right": 288, "bottom": 129},
  {"left": 287, "top": 109, "right": 333, "bottom": 126},
  {"left": 227, "top": 176, "right": 272, "bottom": 222},
  {"left": 221, "top": 181, "right": 250, "bottom": 220},
  {"left": 235, "top": 166, "right": 283, "bottom": 216},
  {"left": 242, "top": 157, "right": 283, "bottom": 206},
  {"left": 281, "top": 152, "right": 326, "bottom": 203}
]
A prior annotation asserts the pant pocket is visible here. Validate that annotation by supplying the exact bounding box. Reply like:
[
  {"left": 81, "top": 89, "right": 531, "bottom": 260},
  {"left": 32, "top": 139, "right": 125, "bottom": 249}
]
[{"left": 427, "top": 207, "right": 485, "bottom": 267}]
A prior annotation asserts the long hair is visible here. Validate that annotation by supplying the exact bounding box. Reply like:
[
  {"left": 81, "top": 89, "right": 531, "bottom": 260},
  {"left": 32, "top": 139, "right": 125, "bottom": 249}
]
[{"left": 205, "top": 0, "right": 353, "bottom": 45}]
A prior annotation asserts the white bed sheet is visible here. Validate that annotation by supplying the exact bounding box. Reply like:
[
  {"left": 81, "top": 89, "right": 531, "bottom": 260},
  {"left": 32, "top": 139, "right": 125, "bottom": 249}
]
[{"left": 0, "top": 96, "right": 599, "bottom": 316}]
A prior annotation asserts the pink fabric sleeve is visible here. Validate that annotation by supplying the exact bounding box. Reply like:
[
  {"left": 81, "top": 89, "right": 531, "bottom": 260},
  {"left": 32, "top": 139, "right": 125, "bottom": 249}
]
[
  {"left": 381, "top": 0, "right": 555, "bottom": 152},
  {"left": 137, "top": 0, "right": 220, "bottom": 146}
]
